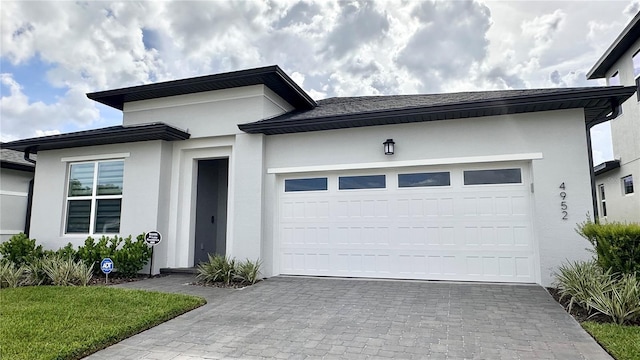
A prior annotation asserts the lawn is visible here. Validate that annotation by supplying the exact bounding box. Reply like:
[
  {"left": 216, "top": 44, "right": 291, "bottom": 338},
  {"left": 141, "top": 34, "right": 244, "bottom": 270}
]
[
  {"left": 582, "top": 322, "right": 640, "bottom": 360},
  {"left": 0, "top": 286, "right": 206, "bottom": 360}
]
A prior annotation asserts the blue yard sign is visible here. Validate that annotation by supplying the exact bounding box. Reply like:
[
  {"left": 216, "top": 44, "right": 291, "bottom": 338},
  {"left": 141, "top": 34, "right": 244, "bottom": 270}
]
[{"left": 100, "top": 258, "right": 114, "bottom": 274}]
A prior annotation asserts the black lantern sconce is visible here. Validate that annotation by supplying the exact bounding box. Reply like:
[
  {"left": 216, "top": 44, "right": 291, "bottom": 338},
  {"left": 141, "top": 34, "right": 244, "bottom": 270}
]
[{"left": 383, "top": 139, "right": 395, "bottom": 155}]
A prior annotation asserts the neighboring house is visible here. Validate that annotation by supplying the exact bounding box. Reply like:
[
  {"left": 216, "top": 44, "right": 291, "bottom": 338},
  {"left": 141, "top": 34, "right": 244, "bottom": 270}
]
[
  {"left": 1, "top": 66, "right": 636, "bottom": 287},
  {"left": 0, "top": 148, "right": 35, "bottom": 241},
  {"left": 588, "top": 11, "right": 640, "bottom": 223}
]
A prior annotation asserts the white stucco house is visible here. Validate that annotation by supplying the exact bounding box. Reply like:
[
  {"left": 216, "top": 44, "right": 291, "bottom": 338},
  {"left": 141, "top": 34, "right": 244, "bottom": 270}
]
[
  {"left": 588, "top": 11, "right": 640, "bottom": 223},
  {"left": 2, "top": 65, "right": 636, "bottom": 286},
  {"left": 0, "top": 148, "right": 35, "bottom": 241}
]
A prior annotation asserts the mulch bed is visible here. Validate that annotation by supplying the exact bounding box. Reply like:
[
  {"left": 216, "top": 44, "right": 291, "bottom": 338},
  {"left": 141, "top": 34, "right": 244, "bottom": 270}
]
[
  {"left": 546, "top": 287, "right": 640, "bottom": 326},
  {"left": 89, "top": 273, "right": 166, "bottom": 286}
]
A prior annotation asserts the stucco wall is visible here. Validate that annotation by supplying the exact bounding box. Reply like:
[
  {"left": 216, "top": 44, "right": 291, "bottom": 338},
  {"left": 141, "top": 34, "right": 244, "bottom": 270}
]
[
  {"left": 122, "top": 85, "right": 294, "bottom": 138},
  {"left": 595, "top": 162, "right": 640, "bottom": 222},
  {"left": 0, "top": 168, "right": 33, "bottom": 241},
  {"left": 263, "top": 109, "right": 594, "bottom": 286},
  {"left": 29, "top": 141, "right": 171, "bottom": 251},
  {"left": 603, "top": 36, "right": 639, "bottom": 224}
]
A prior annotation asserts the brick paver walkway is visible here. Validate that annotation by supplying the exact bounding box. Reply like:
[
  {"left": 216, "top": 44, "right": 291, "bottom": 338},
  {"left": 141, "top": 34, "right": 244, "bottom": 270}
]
[{"left": 84, "top": 275, "right": 611, "bottom": 359}]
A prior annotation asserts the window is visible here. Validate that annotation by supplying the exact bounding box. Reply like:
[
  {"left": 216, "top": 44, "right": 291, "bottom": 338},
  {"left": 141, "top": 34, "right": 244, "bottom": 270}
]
[
  {"left": 608, "top": 71, "right": 620, "bottom": 86},
  {"left": 284, "top": 178, "right": 327, "bottom": 192},
  {"left": 339, "top": 175, "right": 385, "bottom": 190},
  {"left": 398, "top": 172, "right": 450, "bottom": 187},
  {"left": 599, "top": 184, "right": 607, "bottom": 217},
  {"left": 622, "top": 175, "right": 634, "bottom": 195},
  {"left": 633, "top": 50, "right": 640, "bottom": 78},
  {"left": 463, "top": 168, "right": 522, "bottom": 185},
  {"left": 66, "top": 160, "right": 124, "bottom": 234}
]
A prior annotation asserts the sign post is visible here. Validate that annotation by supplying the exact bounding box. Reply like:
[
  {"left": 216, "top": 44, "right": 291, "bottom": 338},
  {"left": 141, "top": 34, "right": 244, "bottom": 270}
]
[
  {"left": 144, "top": 231, "right": 162, "bottom": 278},
  {"left": 100, "top": 258, "right": 113, "bottom": 284}
]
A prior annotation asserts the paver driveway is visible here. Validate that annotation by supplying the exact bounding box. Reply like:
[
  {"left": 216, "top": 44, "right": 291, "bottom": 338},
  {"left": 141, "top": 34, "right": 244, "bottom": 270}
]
[{"left": 85, "top": 275, "right": 611, "bottom": 359}]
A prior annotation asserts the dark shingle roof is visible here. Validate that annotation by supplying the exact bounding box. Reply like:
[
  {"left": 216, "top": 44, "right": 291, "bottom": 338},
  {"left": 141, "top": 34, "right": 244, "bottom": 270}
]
[
  {"left": 587, "top": 11, "right": 640, "bottom": 79},
  {"left": 87, "top": 65, "right": 316, "bottom": 111},
  {"left": 0, "top": 148, "right": 35, "bottom": 172},
  {"left": 0, "top": 123, "right": 190, "bottom": 153},
  {"left": 239, "top": 86, "right": 637, "bottom": 135}
]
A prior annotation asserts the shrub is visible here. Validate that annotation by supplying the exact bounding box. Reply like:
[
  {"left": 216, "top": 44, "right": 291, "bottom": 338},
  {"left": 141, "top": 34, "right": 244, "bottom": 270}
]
[
  {"left": 41, "top": 256, "right": 94, "bottom": 286},
  {"left": 0, "top": 262, "right": 26, "bottom": 288},
  {"left": 77, "top": 236, "right": 121, "bottom": 273},
  {"left": 236, "top": 259, "right": 262, "bottom": 285},
  {"left": 0, "top": 233, "right": 44, "bottom": 266},
  {"left": 555, "top": 260, "right": 614, "bottom": 313},
  {"left": 586, "top": 273, "right": 640, "bottom": 325},
  {"left": 578, "top": 220, "right": 640, "bottom": 276},
  {"left": 197, "top": 254, "right": 237, "bottom": 285},
  {"left": 112, "top": 234, "right": 152, "bottom": 277},
  {"left": 22, "top": 258, "right": 50, "bottom": 286}
]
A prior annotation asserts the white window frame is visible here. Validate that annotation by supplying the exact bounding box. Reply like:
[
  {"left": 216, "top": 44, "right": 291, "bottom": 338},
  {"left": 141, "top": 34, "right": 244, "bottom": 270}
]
[
  {"left": 64, "top": 159, "right": 124, "bottom": 235},
  {"left": 622, "top": 175, "right": 634, "bottom": 195},
  {"left": 598, "top": 184, "right": 607, "bottom": 218}
]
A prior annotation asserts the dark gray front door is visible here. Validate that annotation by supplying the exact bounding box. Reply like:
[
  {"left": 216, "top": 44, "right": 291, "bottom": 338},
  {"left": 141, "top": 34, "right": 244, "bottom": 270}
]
[{"left": 194, "top": 159, "right": 228, "bottom": 265}]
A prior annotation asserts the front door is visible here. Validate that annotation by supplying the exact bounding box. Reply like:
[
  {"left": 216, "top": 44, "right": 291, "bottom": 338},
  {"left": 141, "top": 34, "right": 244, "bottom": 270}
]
[{"left": 194, "top": 158, "right": 228, "bottom": 265}]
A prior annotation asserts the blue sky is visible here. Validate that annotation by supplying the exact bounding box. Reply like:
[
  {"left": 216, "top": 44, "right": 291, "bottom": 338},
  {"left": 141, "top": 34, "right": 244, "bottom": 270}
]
[{"left": 1, "top": 0, "right": 639, "bottom": 164}]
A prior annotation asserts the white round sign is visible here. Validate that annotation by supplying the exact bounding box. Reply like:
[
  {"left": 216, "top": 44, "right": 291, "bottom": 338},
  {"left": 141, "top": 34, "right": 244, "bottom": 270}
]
[{"left": 145, "top": 231, "right": 162, "bottom": 246}]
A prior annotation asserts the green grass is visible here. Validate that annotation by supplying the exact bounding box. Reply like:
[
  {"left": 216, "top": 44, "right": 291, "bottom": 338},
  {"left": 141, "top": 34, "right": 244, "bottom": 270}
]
[
  {"left": 582, "top": 322, "right": 640, "bottom": 360},
  {"left": 0, "top": 286, "right": 206, "bottom": 360}
]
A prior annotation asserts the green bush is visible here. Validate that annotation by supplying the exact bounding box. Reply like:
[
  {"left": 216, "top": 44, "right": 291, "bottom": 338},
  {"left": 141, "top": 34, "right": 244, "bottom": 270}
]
[
  {"left": 112, "top": 234, "right": 153, "bottom": 277},
  {"left": 77, "top": 235, "right": 121, "bottom": 273},
  {"left": 578, "top": 220, "right": 640, "bottom": 276},
  {"left": 77, "top": 234, "right": 151, "bottom": 277},
  {"left": 0, "top": 233, "right": 44, "bottom": 266}
]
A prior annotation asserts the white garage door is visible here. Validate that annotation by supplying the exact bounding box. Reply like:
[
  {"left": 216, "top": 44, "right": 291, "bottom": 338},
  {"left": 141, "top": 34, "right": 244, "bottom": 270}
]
[{"left": 278, "top": 162, "right": 536, "bottom": 283}]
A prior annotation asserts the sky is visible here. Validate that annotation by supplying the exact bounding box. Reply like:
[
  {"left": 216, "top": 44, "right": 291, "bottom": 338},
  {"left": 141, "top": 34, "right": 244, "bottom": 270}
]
[{"left": 1, "top": 0, "right": 639, "bottom": 165}]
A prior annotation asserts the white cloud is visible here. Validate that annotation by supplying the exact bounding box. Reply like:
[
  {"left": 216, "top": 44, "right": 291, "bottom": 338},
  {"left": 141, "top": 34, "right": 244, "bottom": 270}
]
[
  {"left": 0, "top": 0, "right": 636, "bottom": 165},
  {"left": 0, "top": 73, "right": 99, "bottom": 142}
]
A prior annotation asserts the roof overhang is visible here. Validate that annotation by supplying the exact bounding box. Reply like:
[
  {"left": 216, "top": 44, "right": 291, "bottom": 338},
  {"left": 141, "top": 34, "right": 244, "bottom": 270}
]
[
  {"left": 594, "top": 160, "right": 621, "bottom": 176},
  {"left": 239, "top": 86, "right": 637, "bottom": 135},
  {"left": 0, "top": 123, "right": 190, "bottom": 153},
  {"left": 587, "top": 12, "right": 640, "bottom": 79},
  {"left": 1, "top": 161, "right": 35, "bottom": 172},
  {"left": 87, "top": 65, "right": 317, "bottom": 111}
]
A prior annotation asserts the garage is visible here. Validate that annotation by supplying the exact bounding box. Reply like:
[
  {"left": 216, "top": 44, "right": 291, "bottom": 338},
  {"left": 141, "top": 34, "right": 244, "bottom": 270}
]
[{"left": 278, "top": 161, "right": 536, "bottom": 283}]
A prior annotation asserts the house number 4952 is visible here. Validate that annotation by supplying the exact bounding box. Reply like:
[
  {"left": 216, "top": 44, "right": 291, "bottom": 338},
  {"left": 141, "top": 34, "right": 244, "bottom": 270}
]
[{"left": 559, "top": 182, "right": 568, "bottom": 220}]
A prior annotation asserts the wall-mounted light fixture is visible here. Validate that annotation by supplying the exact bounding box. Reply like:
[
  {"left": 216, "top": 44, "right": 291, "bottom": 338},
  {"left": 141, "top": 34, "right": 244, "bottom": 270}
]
[{"left": 383, "top": 139, "right": 395, "bottom": 155}]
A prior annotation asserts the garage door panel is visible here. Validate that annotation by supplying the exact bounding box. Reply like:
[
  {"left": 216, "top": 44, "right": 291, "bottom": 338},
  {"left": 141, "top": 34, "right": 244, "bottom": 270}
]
[{"left": 278, "top": 164, "right": 536, "bottom": 283}]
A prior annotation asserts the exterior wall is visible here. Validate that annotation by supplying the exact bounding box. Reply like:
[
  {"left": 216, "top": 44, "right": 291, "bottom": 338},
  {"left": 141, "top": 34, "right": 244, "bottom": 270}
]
[
  {"left": 595, "top": 162, "right": 640, "bottom": 222},
  {"left": 263, "top": 109, "right": 595, "bottom": 286},
  {"left": 122, "top": 85, "right": 294, "bottom": 138},
  {"left": 603, "top": 36, "right": 640, "bottom": 223},
  {"left": 29, "top": 141, "right": 171, "bottom": 252},
  {"left": 0, "top": 168, "right": 33, "bottom": 241}
]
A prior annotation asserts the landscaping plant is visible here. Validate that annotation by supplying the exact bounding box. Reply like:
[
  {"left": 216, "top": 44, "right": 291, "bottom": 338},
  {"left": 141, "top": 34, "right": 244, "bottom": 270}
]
[
  {"left": 236, "top": 259, "right": 262, "bottom": 284},
  {"left": 41, "top": 256, "right": 94, "bottom": 286},
  {"left": 554, "top": 260, "right": 614, "bottom": 313},
  {"left": 0, "top": 261, "right": 26, "bottom": 288},
  {"left": 0, "top": 233, "right": 44, "bottom": 266},
  {"left": 196, "top": 254, "right": 262, "bottom": 286},
  {"left": 586, "top": 273, "right": 640, "bottom": 325},
  {"left": 578, "top": 219, "right": 640, "bottom": 276},
  {"left": 112, "top": 234, "right": 153, "bottom": 277}
]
